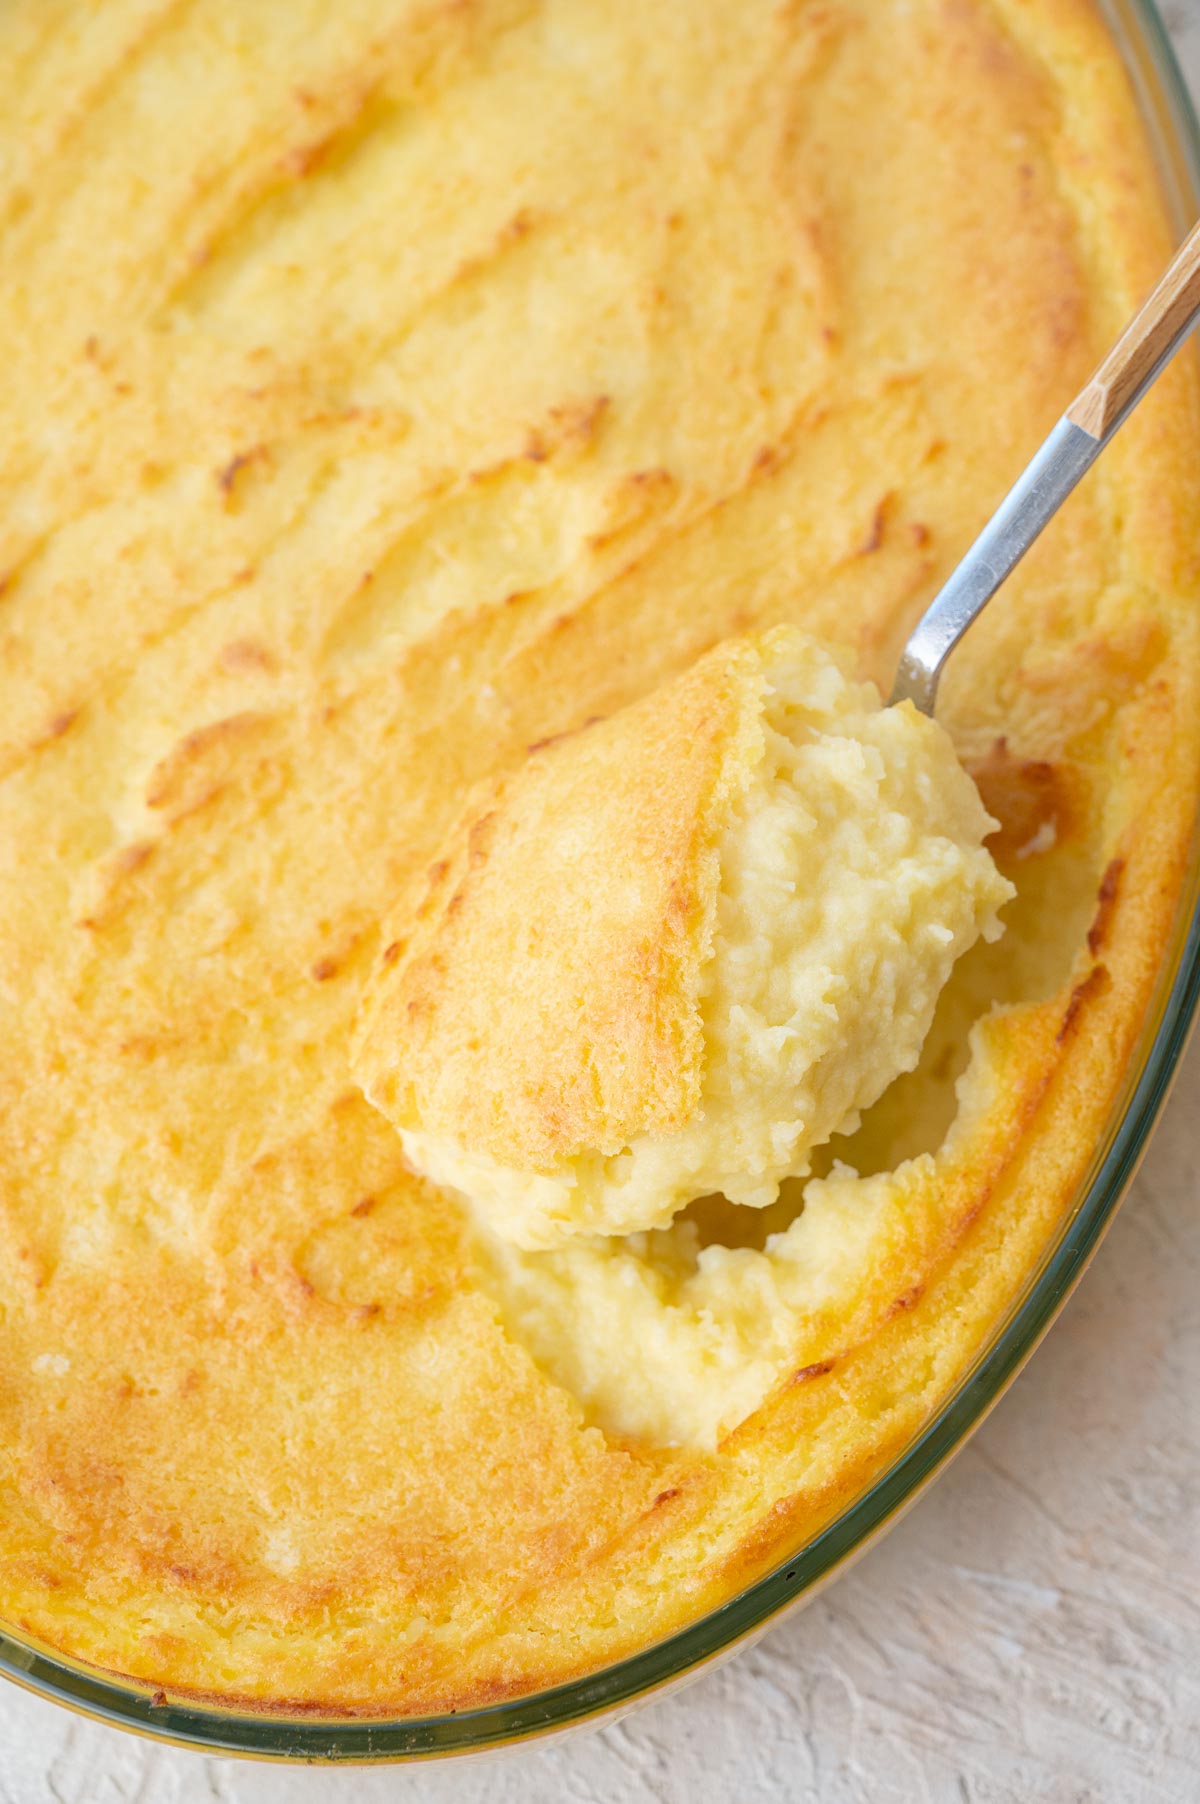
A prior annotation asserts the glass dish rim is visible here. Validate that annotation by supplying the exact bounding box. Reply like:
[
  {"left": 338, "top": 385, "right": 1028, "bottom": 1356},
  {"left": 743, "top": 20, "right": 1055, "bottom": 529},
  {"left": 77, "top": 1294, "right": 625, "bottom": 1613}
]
[{"left": 1, "top": 0, "right": 1197, "bottom": 1762}]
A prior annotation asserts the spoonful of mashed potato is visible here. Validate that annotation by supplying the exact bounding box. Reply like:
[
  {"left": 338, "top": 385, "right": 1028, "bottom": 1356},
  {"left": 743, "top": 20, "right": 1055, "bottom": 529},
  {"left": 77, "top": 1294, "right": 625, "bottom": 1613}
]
[{"left": 352, "top": 627, "right": 1012, "bottom": 1249}]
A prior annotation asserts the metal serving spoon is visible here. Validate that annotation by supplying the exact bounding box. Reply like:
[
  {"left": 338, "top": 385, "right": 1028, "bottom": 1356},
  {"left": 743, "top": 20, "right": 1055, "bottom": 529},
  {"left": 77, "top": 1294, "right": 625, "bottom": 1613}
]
[{"left": 893, "top": 217, "right": 1200, "bottom": 716}]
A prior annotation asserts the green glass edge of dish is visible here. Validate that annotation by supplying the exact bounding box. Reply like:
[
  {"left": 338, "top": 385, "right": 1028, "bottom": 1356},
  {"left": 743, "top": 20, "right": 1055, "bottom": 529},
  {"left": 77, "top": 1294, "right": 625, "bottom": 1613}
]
[{"left": 2, "top": 0, "right": 1198, "bottom": 1762}]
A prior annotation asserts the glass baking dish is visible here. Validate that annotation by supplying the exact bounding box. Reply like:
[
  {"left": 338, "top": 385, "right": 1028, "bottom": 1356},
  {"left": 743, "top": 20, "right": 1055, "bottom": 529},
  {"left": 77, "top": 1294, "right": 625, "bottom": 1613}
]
[{"left": 1, "top": 0, "right": 1197, "bottom": 1763}]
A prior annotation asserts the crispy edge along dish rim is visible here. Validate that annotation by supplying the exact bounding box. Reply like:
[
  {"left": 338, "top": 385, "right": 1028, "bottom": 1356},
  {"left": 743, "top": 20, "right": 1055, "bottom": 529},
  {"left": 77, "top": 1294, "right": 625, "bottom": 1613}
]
[{"left": 0, "top": 0, "right": 1196, "bottom": 1764}]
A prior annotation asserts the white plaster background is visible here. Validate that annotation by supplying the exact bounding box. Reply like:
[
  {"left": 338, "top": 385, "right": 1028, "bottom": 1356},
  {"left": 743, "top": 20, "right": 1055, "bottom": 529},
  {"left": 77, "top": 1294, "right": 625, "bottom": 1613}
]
[{"left": 3, "top": 8, "right": 1200, "bottom": 1800}]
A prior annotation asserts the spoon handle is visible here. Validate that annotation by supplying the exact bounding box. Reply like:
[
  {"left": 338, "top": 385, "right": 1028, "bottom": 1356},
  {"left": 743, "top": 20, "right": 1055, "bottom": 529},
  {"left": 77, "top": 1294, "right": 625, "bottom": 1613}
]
[
  {"left": 892, "top": 218, "right": 1200, "bottom": 716},
  {"left": 1068, "top": 216, "right": 1200, "bottom": 440}
]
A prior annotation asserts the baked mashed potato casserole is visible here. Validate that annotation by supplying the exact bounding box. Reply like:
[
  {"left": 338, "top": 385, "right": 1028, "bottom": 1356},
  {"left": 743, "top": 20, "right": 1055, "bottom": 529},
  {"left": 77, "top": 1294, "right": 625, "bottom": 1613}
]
[{"left": 0, "top": 0, "right": 1197, "bottom": 1716}]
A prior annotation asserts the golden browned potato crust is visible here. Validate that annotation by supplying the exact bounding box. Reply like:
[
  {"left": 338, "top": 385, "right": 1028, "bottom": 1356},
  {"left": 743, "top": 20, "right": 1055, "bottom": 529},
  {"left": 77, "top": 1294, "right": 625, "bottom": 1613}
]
[
  {"left": 353, "top": 635, "right": 761, "bottom": 1169},
  {"left": 0, "top": 0, "right": 1194, "bottom": 1715}
]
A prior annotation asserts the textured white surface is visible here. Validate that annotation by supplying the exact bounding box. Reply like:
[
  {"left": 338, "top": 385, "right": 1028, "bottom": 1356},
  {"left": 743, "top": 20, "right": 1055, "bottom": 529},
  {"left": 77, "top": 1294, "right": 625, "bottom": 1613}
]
[{"left": 3, "top": 11, "right": 1200, "bottom": 1800}]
